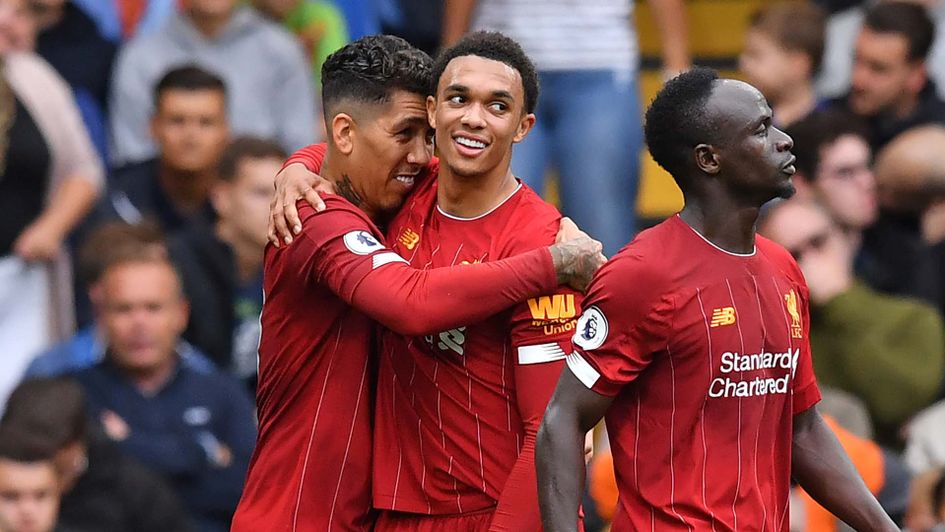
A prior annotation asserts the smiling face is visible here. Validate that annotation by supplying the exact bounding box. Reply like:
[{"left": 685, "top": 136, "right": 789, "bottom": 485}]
[
  {"left": 427, "top": 55, "right": 535, "bottom": 180},
  {"left": 341, "top": 89, "right": 433, "bottom": 218},
  {"left": 705, "top": 80, "right": 797, "bottom": 203}
]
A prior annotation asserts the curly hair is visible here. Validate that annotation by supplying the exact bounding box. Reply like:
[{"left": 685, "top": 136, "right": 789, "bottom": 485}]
[
  {"left": 431, "top": 31, "right": 540, "bottom": 114},
  {"left": 321, "top": 35, "right": 433, "bottom": 119},
  {"left": 644, "top": 67, "right": 720, "bottom": 186}
]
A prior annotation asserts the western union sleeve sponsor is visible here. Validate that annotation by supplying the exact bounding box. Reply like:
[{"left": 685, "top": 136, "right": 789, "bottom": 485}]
[{"left": 527, "top": 294, "right": 577, "bottom": 321}]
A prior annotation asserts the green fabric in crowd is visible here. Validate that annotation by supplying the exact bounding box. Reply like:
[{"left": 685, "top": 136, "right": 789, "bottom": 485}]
[
  {"left": 284, "top": 0, "right": 350, "bottom": 86},
  {"left": 810, "top": 281, "right": 945, "bottom": 446}
]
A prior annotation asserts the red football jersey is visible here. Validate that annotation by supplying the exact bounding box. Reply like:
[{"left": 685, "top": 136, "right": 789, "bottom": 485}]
[
  {"left": 566, "top": 215, "right": 821, "bottom": 531},
  {"left": 374, "top": 176, "right": 582, "bottom": 522},
  {"left": 233, "top": 198, "right": 386, "bottom": 532}
]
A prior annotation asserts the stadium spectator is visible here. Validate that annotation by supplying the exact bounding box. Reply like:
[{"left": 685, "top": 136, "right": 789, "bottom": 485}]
[
  {"left": 251, "top": 0, "right": 349, "bottom": 87},
  {"left": 0, "top": 0, "right": 104, "bottom": 406},
  {"left": 27, "top": 0, "right": 117, "bottom": 163},
  {"left": 828, "top": 1, "right": 945, "bottom": 150},
  {"left": 760, "top": 198, "right": 945, "bottom": 445},
  {"left": 168, "top": 137, "right": 285, "bottom": 379},
  {"left": 443, "top": 0, "right": 689, "bottom": 256},
  {"left": 108, "top": 0, "right": 316, "bottom": 166},
  {"left": 71, "top": 253, "right": 256, "bottom": 532},
  {"left": 0, "top": 428, "right": 61, "bottom": 532},
  {"left": 871, "top": 125, "right": 945, "bottom": 317},
  {"left": 234, "top": 34, "right": 604, "bottom": 531},
  {"left": 26, "top": 222, "right": 214, "bottom": 379},
  {"left": 1, "top": 377, "right": 193, "bottom": 532},
  {"left": 739, "top": 2, "right": 827, "bottom": 128},
  {"left": 71, "top": 0, "right": 179, "bottom": 42},
  {"left": 103, "top": 66, "right": 227, "bottom": 233},
  {"left": 905, "top": 400, "right": 945, "bottom": 473},
  {"left": 536, "top": 68, "right": 897, "bottom": 530}
]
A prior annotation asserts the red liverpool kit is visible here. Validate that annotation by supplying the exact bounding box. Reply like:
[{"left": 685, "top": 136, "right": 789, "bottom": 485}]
[{"left": 567, "top": 215, "right": 821, "bottom": 531}]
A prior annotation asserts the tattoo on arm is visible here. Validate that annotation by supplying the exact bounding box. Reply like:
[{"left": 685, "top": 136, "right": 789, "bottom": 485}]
[{"left": 335, "top": 174, "right": 363, "bottom": 207}]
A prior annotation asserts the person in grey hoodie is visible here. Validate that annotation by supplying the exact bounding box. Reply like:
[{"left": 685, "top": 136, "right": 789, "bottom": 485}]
[{"left": 108, "top": 0, "right": 317, "bottom": 167}]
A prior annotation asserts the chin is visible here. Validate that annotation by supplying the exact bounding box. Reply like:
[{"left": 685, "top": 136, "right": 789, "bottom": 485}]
[{"left": 775, "top": 182, "right": 796, "bottom": 200}]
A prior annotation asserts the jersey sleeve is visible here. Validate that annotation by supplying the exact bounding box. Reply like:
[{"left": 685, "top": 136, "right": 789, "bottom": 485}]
[
  {"left": 792, "top": 279, "right": 822, "bottom": 415},
  {"left": 566, "top": 250, "right": 672, "bottom": 397}
]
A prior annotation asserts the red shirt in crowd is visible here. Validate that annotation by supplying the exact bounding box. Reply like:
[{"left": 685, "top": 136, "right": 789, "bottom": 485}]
[{"left": 566, "top": 214, "right": 821, "bottom": 531}]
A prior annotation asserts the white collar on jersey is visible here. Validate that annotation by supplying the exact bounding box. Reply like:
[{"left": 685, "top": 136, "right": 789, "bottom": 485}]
[
  {"left": 676, "top": 214, "right": 757, "bottom": 257},
  {"left": 436, "top": 183, "right": 523, "bottom": 221}
]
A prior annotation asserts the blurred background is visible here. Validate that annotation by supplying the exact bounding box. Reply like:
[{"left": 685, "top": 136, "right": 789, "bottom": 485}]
[{"left": 1, "top": 0, "right": 945, "bottom": 531}]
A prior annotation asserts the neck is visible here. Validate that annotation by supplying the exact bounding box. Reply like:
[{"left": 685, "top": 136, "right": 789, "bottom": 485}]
[
  {"left": 215, "top": 223, "right": 262, "bottom": 282},
  {"left": 321, "top": 151, "right": 376, "bottom": 220},
  {"left": 772, "top": 82, "right": 816, "bottom": 127},
  {"left": 158, "top": 161, "right": 215, "bottom": 216},
  {"left": 436, "top": 159, "right": 519, "bottom": 218},
  {"left": 188, "top": 11, "right": 231, "bottom": 39},
  {"left": 125, "top": 358, "right": 177, "bottom": 396},
  {"left": 678, "top": 192, "right": 760, "bottom": 254}
]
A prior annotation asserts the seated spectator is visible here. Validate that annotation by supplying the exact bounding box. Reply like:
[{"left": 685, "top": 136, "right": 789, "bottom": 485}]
[
  {"left": 26, "top": 0, "right": 117, "bottom": 163},
  {"left": 108, "top": 0, "right": 316, "bottom": 166},
  {"left": 26, "top": 222, "right": 214, "bottom": 378},
  {"left": 169, "top": 137, "right": 284, "bottom": 378},
  {"left": 828, "top": 1, "right": 945, "bottom": 151},
  {"left": 905, "top": 399, "right": 945, "bottom": 474},
  {"left": 71, "top": 253, "right": 255, "bottom": 532},
  {"left": 0, "top": 428, "right": 61, "bottom": 532},
  {"left": 871, "top": 125, "right": 945, "bottom": 316},
  {"left": 1, "top": 377, "right": 192, "bottom": 532},
  {"left": 103, "top": 66, "right": 228, "bottom": 233},
  {"left": 0, "top": 0, "right": 104, "bottom": 406},
  {"left": 251, "top": 0, "right": 349, "bottom": 86},
  {"left": 739, "top": 1, "right": 827, "bottom": 127},
  {"left": 760, "top": 198, "right": 945, "bottom": 444}
]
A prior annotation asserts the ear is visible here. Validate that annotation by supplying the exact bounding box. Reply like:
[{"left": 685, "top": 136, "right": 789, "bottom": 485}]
[
  {"left": 426, "top": 95, "right": 437, "bottom": 129},
  {"left": 513, "top": 112, "right": 536, "bottom": 144},
  {"left": 176, "top": 300, "right": 190, "bottom": 334},
  {"left": 906, "top": 62, "right": 928, "bottom": 96},
  {"left": 694, "top": 144, "right": 721, "bottom": 175},
  {"left": 331, "top": 113, "right": 356, "bottom": 155},
  {"left": 209, "top": 180, "right": 230, "bottom": 217},
  {"left": 790, "top": 51, "right": 814, "bottom": 82}
]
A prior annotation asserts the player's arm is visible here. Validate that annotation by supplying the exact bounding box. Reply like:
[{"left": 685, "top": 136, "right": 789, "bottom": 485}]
[
  {"left": 792, "top": 406, "right": 899, "bottom": 531},
  {"left": 537, "top": 369, "right": 614, "bottom": 532},
  {"left": 351, "top": 241, "right": 600, "bottom": 336}
]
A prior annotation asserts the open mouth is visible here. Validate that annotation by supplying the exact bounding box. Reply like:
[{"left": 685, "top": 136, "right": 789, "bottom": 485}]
[
  {"left": 781, "top": 156, "right": 797, "bottom": 175},
  {"left": 453, "top": 134, "right": 489, "bottom": 155},
  {"left": 394, "top": 174, "right": 417, "bottom": 187}
]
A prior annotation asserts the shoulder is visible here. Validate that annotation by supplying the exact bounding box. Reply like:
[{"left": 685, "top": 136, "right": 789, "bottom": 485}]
[
  {"left": 244, "top": 9, "right": 306, "bottom": 57},
  {"left": 498, "top": 184, "right": 562, "bottom": 251}
]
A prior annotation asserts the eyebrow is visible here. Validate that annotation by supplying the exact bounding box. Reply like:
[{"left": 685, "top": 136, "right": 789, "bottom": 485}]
[{"left": 444, "top": 84, "right": 515, "bottom": 101}]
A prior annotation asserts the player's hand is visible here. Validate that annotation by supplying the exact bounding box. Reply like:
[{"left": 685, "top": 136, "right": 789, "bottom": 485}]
[
  {"left": 13, "top": 218, "right": 65, "bottom": 262},
  {"left": 556, "top": 217, "right": 583, "bottom": 244},
  {"left": 549, "top": 236, "right": 605, "bottom": 292},
  {"left": 268, "top": 163, "right": 333, "bottom": 247}
]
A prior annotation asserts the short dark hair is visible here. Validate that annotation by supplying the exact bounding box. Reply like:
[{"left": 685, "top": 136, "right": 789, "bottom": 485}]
[
  {"left": 321, "top": 35, "right": 433, "bottom": 121},
  {"left": 644, "top": 67, "right": 720, "bottom": 187},
  {"left": 432, "top": 31, "right": 540, "bottom": 114},
  {"left": 784, "top": 110, "right": 869, "bottom": 181},
  {"left": 864, "top": 1, "right": 935, "bottom": 62},
  {"left": 77, "top": 222, "right": 166, "bottom": 288},
  {"left": 0, "top": 427, "right": 58, "bottom": 464},
  {"left": 218, "top": 136, "right": 287, "bottom": 182},
  {"left": 1, "top": 378, "right": 88, "bottom": 450},
  {"left": 749, "top": 2, "right": 826, "bottom": 73},
  {"left": 154, "top": 65, "right": 227, "bottom": 107}
]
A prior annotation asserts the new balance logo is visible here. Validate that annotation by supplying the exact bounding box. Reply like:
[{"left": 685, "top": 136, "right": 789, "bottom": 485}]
[
  {"left": 528, "top": 295, "right": 576, "bottom": 320},
  {"left": 398, "top": 228, "right": 420, "bottom": 250},
  {"left": 710, "top": 307, "right": 736, "bottom": 328}
]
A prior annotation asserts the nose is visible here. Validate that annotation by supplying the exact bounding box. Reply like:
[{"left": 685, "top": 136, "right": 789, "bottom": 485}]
[
  {"left": 461, "top": 102, "right": 486, "bottom": 129},
  {"left": 406, "top": 135, "right": 432, "bottom": 166},
  {"left": 774, "top": 127, "right": 793, "bottom": 152}
]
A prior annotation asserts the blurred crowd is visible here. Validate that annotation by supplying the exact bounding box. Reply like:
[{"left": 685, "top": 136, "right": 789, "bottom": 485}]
[{"left": 0, "top": 0, "right": 944, "bottom": 531}]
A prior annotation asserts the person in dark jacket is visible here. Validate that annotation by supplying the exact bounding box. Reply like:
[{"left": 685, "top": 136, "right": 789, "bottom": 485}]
[
  {"left": 70, "top": 253, "right": 256, "bottom": 532},
  {"left": 1, "top": 377, "right": 193, "bottom": 532},
  {"left": 169, "top": 136, "right": 285, "bottom": 382}
]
